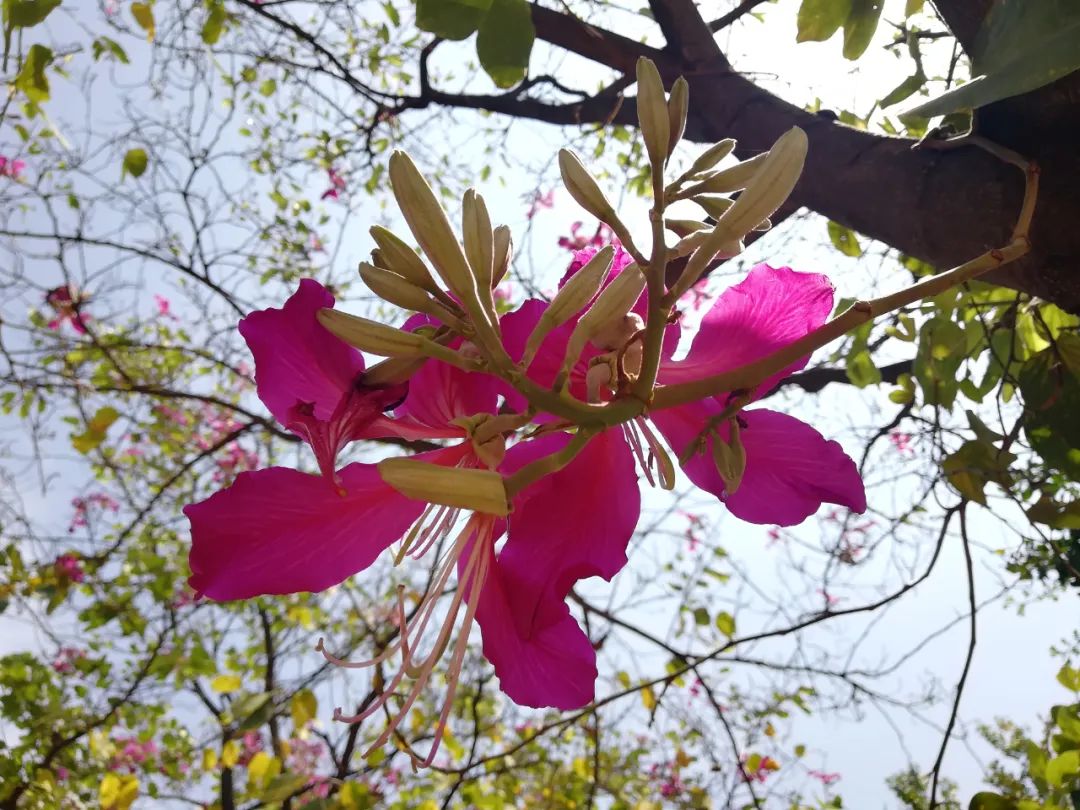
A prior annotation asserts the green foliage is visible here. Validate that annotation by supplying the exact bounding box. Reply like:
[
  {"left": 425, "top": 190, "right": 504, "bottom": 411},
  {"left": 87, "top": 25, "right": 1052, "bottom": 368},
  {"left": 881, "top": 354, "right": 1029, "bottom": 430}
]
[
  {"left": 476, "top": 0, "right": 534, "bottom": 89},
  {"left": 121, "top": 147, "right": 148, "bottom": 179},
  {"left": 908, "top": 0, "right": 1080, "bottom": 116},
  {"left": 795, "top": 0, "right": 882, "bottom": 59}
]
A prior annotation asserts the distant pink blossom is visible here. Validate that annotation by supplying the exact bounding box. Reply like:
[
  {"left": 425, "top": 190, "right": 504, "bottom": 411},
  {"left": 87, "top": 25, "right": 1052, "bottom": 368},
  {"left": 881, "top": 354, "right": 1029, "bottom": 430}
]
[
  {"left": 320, "top": 166, "right": 347, "bottom": 201},
  {"left": 238, "top": 731, "right": 263, "bottom": 766},
  {"left": 51, "top": 647, "right": 86, "bottom": 674},
  {"left": 816, "top": 588, "right": 840, "bottom": 607},
  {"left": 309, "top": 233, "right": 325, "bottom": 253},
  {"left": 740, "top": 754, "right": 779, "bottom": 783},
  {"left": 56, "top": 766, "right": 69, "bottom": 781},
  {"left": 809, "top": 769, "right": 841, "bottom": 786},
  {"left": 45, "top": 286, "right": 91, "bottom": 334},
  {"left": 69, "top": 493, "right": 120, "bottom": 532},
  {"left": 525, "top": 188, "right": 554, "bottom": 219},
  {"left": 54, "top": 554, "right": 85, "bottom": 583},
  {"left": 889, "top": 430, "right": 914, "bottom": 456},
  {"left": 110, "top": 736, "right": 158, "bottom": 772},
  {"left": 0, "top": 156, "right": 25, "bottom": 180},
  {"left": 154, "top": 294, "right": 178, "bottom": 320},
  {"left": 557, "top": 221, "right": 614, "bottom": 251}
]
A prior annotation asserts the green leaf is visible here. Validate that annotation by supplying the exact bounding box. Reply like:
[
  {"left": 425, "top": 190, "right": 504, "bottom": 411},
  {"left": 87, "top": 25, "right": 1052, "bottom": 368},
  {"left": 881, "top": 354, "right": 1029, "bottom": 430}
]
[
  {"left": 846, "top": 350, "right": 881, "bottom": 387},
  {"left": 904, "top": 0, "right": 924, "bottom": 16},
  {"left": 1046, "top": 749, "right": 1080, "bottom": 788},
  {"left": 827, "top": 220, "right": 862, "bottom": 257},
  {"left": 476, "top": 0, "right": 534, "bottom": 88},
  {"left": 70, "top": 407, "right": 120, "bottom": 455},
  {"left": 13, "top": 43, "right": 53, "bottom": 105},
  {"left": 92, "top": 36, "right": 130, "bottom": 64},
  {"left": 907, "top": 0, "right": 1080, "bottom": 117},
  {"left": 201, "top": 0, "right": 227, "bottom": 45},
  {"left": 715, "top": 611, "right": 736, "bottom": 637},
  {"left": 968, "top": 793, "right": 1017, "bottom": 810},
  {"left": 795, "top": 0, "right": 851, "bottom": 42},
  {"left": 880, "top": 72, "right": 925, "bottom": 108},
  {"left": 121, "top": 148, "right": 148, "bottom": 179},
  {"left": 290, "top": 689, "right": 317, "bottom": 728},
  {"left": 5, "top": 0, "right": 62, "bottom": 27},
  {"left": 842, "top": 0, "right": 883, "bottom": 60},
  {"left": 416, "top": 0, "right": 491, "bottom": 40},
  {"left": 942, "top": 439, "right": 1014, "bottom": 506},
  {"left": 211, "top": 674, "right": 241, "bottom": 694},
  {"left": 1058, "top": 664, "right": 1080, "bottom": 693},
  {"left": 131, "top": 1, "right": 155, "bottom": 42}
]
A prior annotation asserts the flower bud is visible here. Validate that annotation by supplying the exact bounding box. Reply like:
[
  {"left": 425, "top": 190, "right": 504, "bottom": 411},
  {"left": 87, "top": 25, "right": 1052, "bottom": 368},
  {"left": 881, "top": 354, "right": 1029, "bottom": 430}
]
[
  {"left": 667, "top": 76, "right": 689, "bottom": 157},
  {"left": 679, "top": 152, "right": 768, "bottom": 198},
  {"left": 636, "top": 57, "right": 670, "bottom": 171},
  {"left": 462, "top": 189, "right": 494, "bottom": 292},
  {"left": 560, "top": 264, "right": 646, "bottom": 380},
  {"left": 388, "top": 152, "right": 483, "bottom": 309},
  {"left": 665, "top": 219, "right": 709, "bottom": 237},
  {"left": 492, "top": 225, "right": 513, "bottom": 288},
  {"left": 521, "top": 245, "right": 614, "bottom": 366},
  {"left": 711, "top": 420, "right": 746, "bottom": 495},
  {"left": 713, "top": 127, "right": 807, "bottom": 241},
  {"left": 685, "top": 138, "right": 736, "bottom": 178},
  {"left": 369, "top": 226, "right": 440, "bottom": 294},
  {"left": 558, "top": 149, "right": 618, "bottom": 224},
  {"left": 378, "top": 458, "right": 510, "bottom": 517},
  {"left": 357, "top": 263, "right": 463, "bottom": 328},
  {"left": 691, "top": 194, "right": 734, "bottom": 219},
  {"left": 317, "top": 308, "right": 429, "bottom": 357}
]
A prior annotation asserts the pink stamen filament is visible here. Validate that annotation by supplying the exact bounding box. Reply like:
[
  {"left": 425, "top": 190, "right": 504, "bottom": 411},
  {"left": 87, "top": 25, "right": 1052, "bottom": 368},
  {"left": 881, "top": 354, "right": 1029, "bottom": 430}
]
[{"left": 323, "top": 515, "right": 495, "bottom": 768}]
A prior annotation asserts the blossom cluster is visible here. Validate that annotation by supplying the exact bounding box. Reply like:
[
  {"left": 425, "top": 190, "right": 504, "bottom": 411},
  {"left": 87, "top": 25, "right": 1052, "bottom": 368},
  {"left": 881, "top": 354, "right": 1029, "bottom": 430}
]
[{"left": 185, "top": 59, "right": 865, "bottom": 767}]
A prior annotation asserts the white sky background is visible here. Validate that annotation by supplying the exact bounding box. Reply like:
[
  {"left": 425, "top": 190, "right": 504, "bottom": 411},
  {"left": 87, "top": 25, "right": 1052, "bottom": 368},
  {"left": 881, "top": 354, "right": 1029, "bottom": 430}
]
[{"left": 1, "top": 0, "right": 1076, "bottom": 806}]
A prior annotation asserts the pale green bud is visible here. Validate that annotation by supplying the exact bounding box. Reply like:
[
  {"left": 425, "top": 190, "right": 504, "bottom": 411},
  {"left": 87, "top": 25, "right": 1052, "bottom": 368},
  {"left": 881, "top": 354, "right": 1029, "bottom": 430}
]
[
  {"left": 357, "top": 263, "right": 464, "bottom": 328},
  {"left": 378, "top": 457, "right": 510, "bottom": 517},
  {"left": 714, "top": 127, "right": 807, "bottom": 241},
  {"left": 462, "top": 189, "right": 494, "bottom": 292},
  {"left": 369, "top": 226, "right": 440, "bottom": 294},
  {"left": 560, "top": 264, "right": 646, "bottom": 381},
  {"left": 388, "top": 151, "right": 482, "bottom": 308},
  {"left": 711, "top": 420, "right": 747, "bottom": 495},
  {"left": 636, "top": 57, "right": 670, "bottom": 171},
  {"left": 667, "top": 76, "right": 689, "bottom": 157},
  {"left": 521, "top": 246, "right": 614, "bottom": 366},
  {"left": 492, "top": 224, "right": 513, "bottom": 288},
  {"left": 558, "top": 149, "right": 618, "bottom": 224},
  {"left": 685, "top": 138, "right": 737, "bottom": 178}
]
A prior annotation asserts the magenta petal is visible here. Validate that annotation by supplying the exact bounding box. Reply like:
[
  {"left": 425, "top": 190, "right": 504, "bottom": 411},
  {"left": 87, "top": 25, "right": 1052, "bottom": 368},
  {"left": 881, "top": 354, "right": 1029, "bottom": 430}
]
[
  {"left": 474, "top": 551, "right": 598, "bottom": 710},
  {"left": 724, "top": 409, "right": 865, "bottom": 525},
  {"left": 185, "top": 462, "right": 423, "bottom": 600},
  {"left": 500, "top": 430, "right": 640, "bottom": 631},
  {"left": 654, "top": 403, "right": 865, "bottom": 526},
  {"left": 659, "top": 264, "right": 834, "bottom": 396},
  {"left": 238, "top": 279, "right": 365, "bottom": 426},
  {"left": 389, "top": 357, "right": 499, "bottom": 435}
]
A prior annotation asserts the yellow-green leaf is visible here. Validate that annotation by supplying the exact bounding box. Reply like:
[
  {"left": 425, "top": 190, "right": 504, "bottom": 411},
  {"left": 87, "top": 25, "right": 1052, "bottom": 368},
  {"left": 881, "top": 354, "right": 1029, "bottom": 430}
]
[
  {"left": 121, "top": 148, "right": 148, "bottom": 179},
  {"left": 290, "top": 689, "right": 317, "bottom": 728},
  {"left": 827, "top": 220, "right": 863, "bottom": 257},
  {"left": 716, "top": 611, "right": 736, "bottom": 637},
  {"left": 100, "top": 773, "right": 139, "bottom": 810},
  {"left": 71, "top": 407, "right": 120, "bottom": 455},
  {"left": 796, "top": 0, "right": 852, "bottom": 42},
  {"left": 221, "top": 739, "right": 241, "bottom": 768},
  {"left": 842, "top": 0, "right": 883, "bottom": 60},
  {"left": 211, "top": 673, "right": 242, "bottom": 694},
  {"left": 201, "top": 0, "right": 227, "bottom": 44},
  {"left": 131, "top": 2, "right": 155, "bottom": 41}
]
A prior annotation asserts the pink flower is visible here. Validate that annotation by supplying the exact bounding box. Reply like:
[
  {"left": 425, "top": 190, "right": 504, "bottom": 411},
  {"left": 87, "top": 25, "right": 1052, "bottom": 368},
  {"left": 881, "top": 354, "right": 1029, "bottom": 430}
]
[
  {"left": 889, "top": 430, "right": 914, "bottom": 456},
  {"left": 557, "top": 221, "right": 614, "bottom": 251},
  {"left": 525, "top": 189, "right": 554, "bottom": 219},
  {"left": 154, "top": 294, "right": 178, "bottom": 320},
  {"left": 320, "top": 166, "right": 347, "bottom": 201},
  {"left": 110, "top": 736, "right": 158, "bottom": 772},
  {"left": 184, "top": 282, "right": 638, "bottom": 764},
  {"left": 740, "top": 754, "right": 779, "bottom": 783},
  {"left": 51, "top": 647, "right": 86, "bottom": 674},
  {"left": 809, "top": 769, "right": 841, "bottom": 786},
  {"left": 816, "top": 588, "right": 840, "bottom": 607},
  {"left": 499, "top": 252, "right": 866, "bottom": 526},
  {"left": 0, "top": 156, "right": 25, "bottom": 180},
  {"left": 55, "top": 766, "right": 69, "bottom": 781},
  {"left": 54, "top": 554, "right": 85, "bottom": 583},
  {"left": 45, "top": 285, "right": 91, "bottom": 334},
  {"left": 68, "top": 493, "right": 119, "bottom": 532}
]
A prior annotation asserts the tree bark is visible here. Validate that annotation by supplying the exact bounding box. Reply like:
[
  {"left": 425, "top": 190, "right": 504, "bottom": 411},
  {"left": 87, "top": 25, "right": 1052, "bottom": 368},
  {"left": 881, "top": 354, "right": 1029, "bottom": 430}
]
[{"left": 517, "top": 4, "right": 1080, "bottom": 312}]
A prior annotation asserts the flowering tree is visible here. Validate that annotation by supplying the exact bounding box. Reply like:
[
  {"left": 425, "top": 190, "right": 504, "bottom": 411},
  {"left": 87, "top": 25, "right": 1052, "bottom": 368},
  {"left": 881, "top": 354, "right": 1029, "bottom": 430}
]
[{"left": 1, "top": 2, "right": 1079, "bottom": 810}]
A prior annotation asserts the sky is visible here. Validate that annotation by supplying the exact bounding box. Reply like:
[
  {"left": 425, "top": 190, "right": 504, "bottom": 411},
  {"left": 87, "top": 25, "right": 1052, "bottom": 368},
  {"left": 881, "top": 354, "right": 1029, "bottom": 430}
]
[{"left": 1, "top": 1, "right": 1075, "bottom": 806}]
